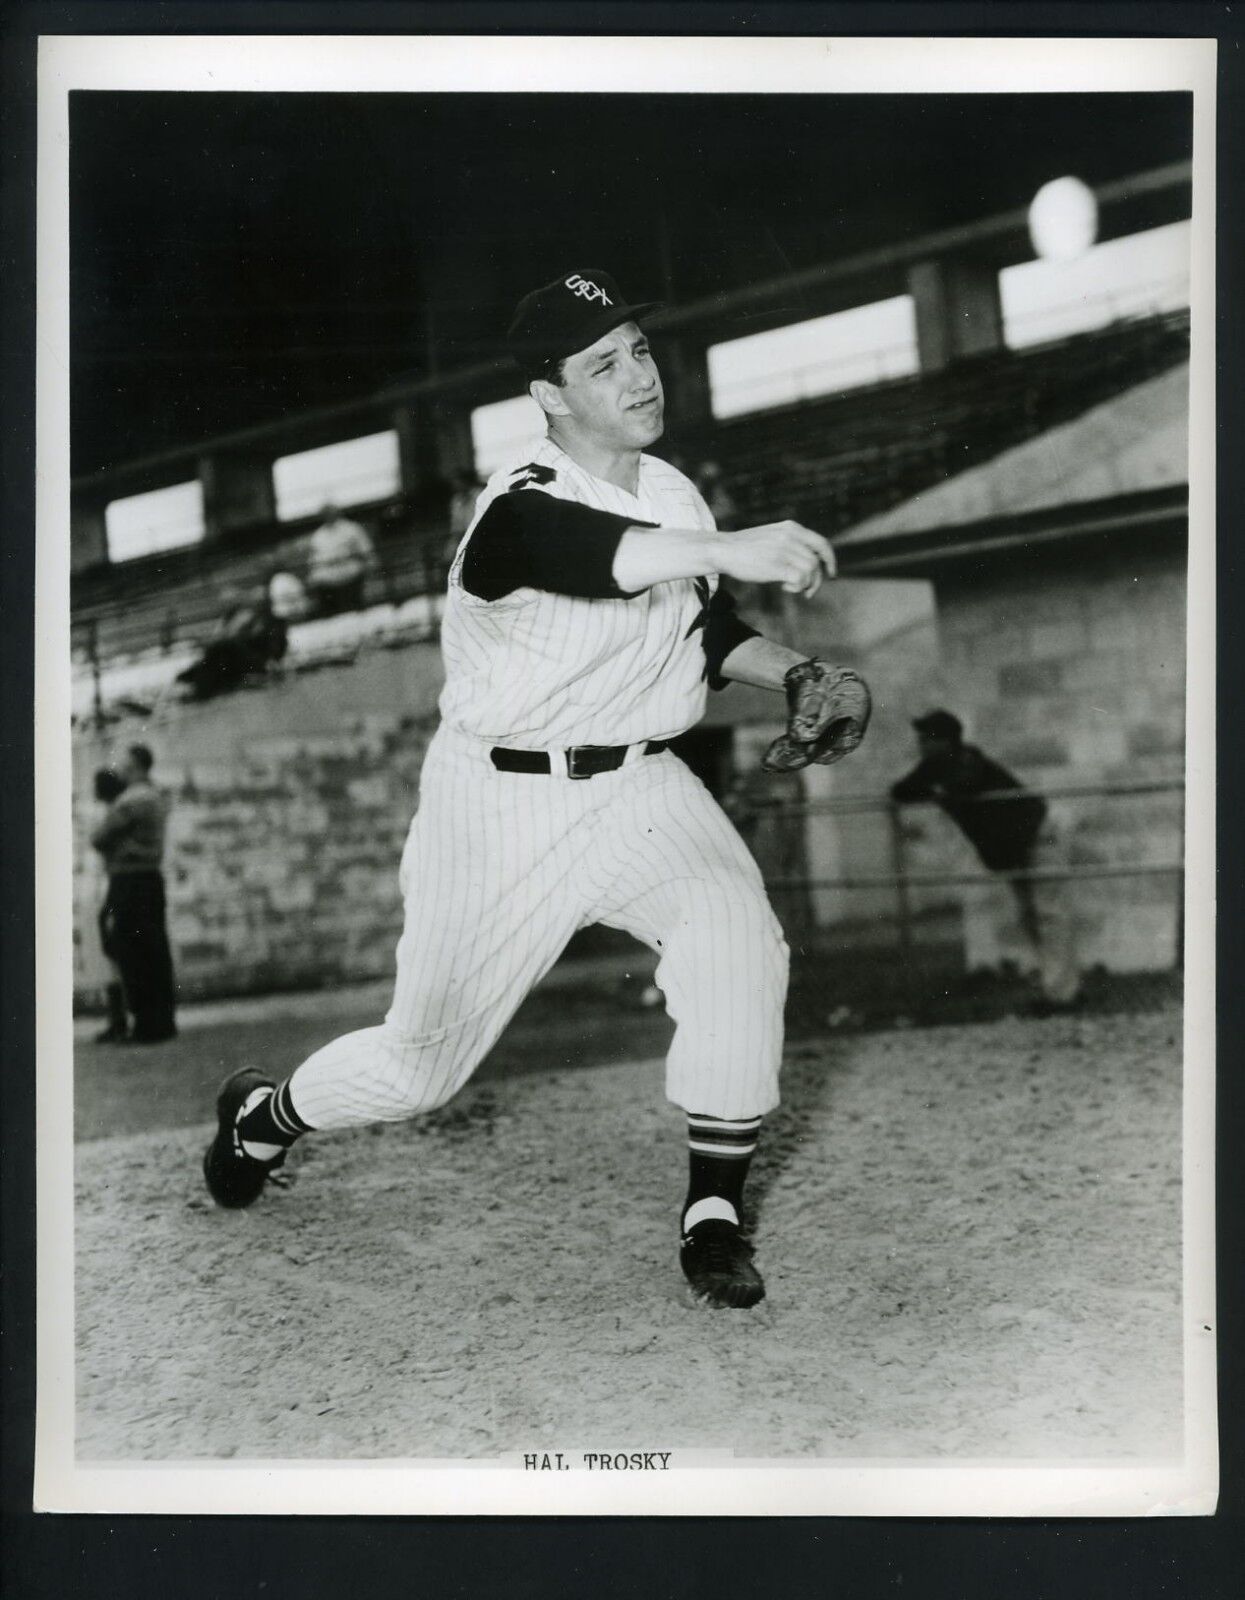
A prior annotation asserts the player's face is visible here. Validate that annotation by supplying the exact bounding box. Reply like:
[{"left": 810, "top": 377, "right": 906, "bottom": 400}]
[{"left": 556, "top": 322, "right": 665, "bottom": 449}]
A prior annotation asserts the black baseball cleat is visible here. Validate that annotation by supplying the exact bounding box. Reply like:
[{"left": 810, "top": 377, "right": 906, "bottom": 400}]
[
  {"left": 203, "top": 1068, "right": 286, "bottom": 1208},
  {"left": 679, "top": 1220, "right": 766, "bottom": 1309}
]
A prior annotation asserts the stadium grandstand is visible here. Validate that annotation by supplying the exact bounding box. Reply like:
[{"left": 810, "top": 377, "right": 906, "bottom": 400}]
[
  {"left": 71, "top": 299, "right": 1189, "bottom": 723},
  {"left": 69, "top": 90, "right": 1194, "bottom": 1001}
]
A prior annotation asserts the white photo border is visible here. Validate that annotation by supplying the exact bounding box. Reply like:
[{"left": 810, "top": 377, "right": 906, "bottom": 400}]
[{"left": 34, "top": 31, "right": 1219, "bottom": 1518}]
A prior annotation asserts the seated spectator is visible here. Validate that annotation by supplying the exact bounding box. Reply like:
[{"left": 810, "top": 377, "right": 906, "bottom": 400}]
[
  {"left": 306, "top": 502, "right": 379, "bottom": 616},
  {"left": 267, "top": 568, "right": 313, "bottom": 624},
  {"left": 176, "top": 588, "right": 288, "bottom": 701},
  {"left": 694, "top": 460, "right": 739, "bottom": 532}
]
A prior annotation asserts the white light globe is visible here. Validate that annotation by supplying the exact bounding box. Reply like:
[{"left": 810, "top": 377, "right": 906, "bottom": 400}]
[{"left": 1028, "top": 176, "right": 1099, "bottom": 263}]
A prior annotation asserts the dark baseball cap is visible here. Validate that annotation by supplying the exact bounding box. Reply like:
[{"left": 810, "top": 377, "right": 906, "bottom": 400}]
[
  {"left": 912, "top": 709, "right": 963, "bottom": 741},
  {"left": 507, "top": 268, "right": 662, "bottom": 381}
]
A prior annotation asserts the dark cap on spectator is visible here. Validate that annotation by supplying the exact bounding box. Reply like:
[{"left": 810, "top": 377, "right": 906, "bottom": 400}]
[
  {"left": 507, "top": 268, "right": 662, "bottom": 381},
  {"left": 912, "top": 709, "right": 963, "bottom": 742}
]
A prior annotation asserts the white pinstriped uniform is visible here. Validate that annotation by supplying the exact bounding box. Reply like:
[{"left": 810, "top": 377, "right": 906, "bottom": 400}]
[
  {"left": 440, "top": 442, "right": 718, "bottom": 748},
  {"left": 287, "top": 441, "right": 789, "bottom": 1130}
]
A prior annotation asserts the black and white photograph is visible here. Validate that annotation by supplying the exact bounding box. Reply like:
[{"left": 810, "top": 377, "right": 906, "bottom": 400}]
[{"left": 33, "top": 33, "right": 1217, "bottom": 1517}]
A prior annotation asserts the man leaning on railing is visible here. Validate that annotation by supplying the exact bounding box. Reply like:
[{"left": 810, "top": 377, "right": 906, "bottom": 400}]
[{"left": 891, "top": 709, "right": 1082, "bottom": 1012}]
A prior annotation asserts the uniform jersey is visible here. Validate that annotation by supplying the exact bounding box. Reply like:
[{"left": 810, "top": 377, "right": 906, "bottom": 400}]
[{"left": 438, "top": 440, "right": 729, "bottom": 749}]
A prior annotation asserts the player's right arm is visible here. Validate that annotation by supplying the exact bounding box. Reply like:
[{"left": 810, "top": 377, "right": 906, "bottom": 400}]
[
  {"left": 460, "top": 484, "right": 833, "bottom": 601},
  {"left": 613, "top": 519, "right": 835, "bottom": 598}
]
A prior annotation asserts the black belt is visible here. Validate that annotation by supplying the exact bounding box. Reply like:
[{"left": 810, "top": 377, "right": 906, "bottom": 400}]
[{"left": 489, "top": 740, "right": 670, "bottom": 779}]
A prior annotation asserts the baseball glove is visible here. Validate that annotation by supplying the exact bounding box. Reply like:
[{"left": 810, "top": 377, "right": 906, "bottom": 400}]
[{"left": 760, "top": 659, "right": 872, "bottom": 773}]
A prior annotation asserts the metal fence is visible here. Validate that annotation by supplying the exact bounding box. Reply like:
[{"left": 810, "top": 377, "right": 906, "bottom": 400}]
[{"left": 733, "top": 777, "right": 1186, "bottom": 955}]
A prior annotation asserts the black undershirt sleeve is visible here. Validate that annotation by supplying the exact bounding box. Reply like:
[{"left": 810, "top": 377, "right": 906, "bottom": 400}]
[
  {"left": 459, "top": 490, "right": 657, "bottom": 601},
  {"left": 460, "top": 489, "right": 759, "bottom": 690},
  {"left": 701, "top": 584, "right": 759, "bottom": 691}
]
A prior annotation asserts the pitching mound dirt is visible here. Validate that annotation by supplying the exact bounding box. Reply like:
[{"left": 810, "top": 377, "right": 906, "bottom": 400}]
[{"left": 75, "top": 1009, "right": 1182, "bottom": 1462}]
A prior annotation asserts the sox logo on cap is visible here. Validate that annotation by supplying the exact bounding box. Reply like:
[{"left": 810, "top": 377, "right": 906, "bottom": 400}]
[{"left": 564, "top": 273, "right": 613, "bottom": 305}]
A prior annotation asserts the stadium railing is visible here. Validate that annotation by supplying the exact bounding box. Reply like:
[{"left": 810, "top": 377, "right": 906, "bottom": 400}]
[{"left": 731, "top": 777, "right": 1186, "bottom": 959}]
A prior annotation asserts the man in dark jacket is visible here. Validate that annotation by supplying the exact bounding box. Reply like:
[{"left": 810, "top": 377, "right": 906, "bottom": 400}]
[
  {"left": 91, "top": 744, "right": 178, "bottom": 1042},
  {"left": 892, "top": 710, "right": 1080, "bottom": 1006}
]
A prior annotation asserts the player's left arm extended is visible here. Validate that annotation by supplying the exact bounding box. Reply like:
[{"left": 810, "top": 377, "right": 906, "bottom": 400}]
[
  {"left": 719, "top": 635, "right": 873, "bottom": 773},
  {"left": 716, "top": 633, "right": 808, "bottom": 691}
]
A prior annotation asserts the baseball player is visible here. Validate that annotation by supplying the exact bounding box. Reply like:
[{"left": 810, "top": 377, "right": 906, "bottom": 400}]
[{"left": 204, "top": 268, "right": 870, "bottom": 1309}]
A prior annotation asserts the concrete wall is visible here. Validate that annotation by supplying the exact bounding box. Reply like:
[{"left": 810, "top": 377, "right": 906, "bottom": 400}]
[{"left": 925, "top": 544, "right": 1186, "bottom": 974}]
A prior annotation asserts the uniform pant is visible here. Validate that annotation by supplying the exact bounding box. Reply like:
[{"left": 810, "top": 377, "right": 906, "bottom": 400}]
[
  {"left": 104, "top": 871, "right": 177, "bottom": 1039},
  {"left": 289, "top": 724, "right": 789, "bottom": 1130}
]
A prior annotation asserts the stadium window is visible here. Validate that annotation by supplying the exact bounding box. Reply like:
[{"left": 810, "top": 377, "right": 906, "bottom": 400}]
[
  {"left": 471, "top": 394, "right": 547, "bottom": 478},
  {"left": 1001, "top": 219, "right": 1191, "bottom": 349},
  {"left": 707, "top": 297, "right": 919, "bottom": 420},
  {"left": 273, "top": 430, "right": 401, "bottom": 521},
  {"left": 104, "top": 481, "right": 205, "bottom": 563}
]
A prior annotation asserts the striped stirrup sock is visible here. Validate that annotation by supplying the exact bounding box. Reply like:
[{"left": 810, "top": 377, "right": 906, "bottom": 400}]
[
  {"left": 682, "top": 1113, "right": 762, "bottom": 1232},
  {"left": 237, "top": 1079, "right": 314, "bottom": 1161}
]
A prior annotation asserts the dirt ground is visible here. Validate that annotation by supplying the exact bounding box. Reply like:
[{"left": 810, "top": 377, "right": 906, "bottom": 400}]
[{"left": 73, "top": 969, "right": 1185, "bottom": 1463}]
